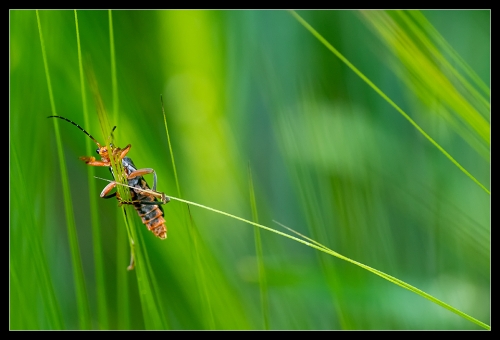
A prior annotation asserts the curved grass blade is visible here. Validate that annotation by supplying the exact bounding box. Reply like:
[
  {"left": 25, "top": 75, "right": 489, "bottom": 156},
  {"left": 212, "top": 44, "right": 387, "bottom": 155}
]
[
  {"left": 272, "top": 220, "right": 490, "bottom": 330},
  {"left": 37, "top": 10, "right": 91, "bottom": 330},
  {"left": 289, "top": 10, "right": 489, "bottom": 195},
  {"left": 93, "top": 174, "right": 490, "bottom": 330},
  {"left": 166, "top": 193, "right": 492, "bottom": 330}
]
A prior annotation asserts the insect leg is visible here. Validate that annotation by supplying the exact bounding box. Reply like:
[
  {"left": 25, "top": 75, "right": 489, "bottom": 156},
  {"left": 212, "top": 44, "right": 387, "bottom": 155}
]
[
  {"left": 116, "top": 144, "right": 131, "bottom": 160},
  {"left": 100, "top": 181, "right": 118, "bottom": 199},
  {"left": 128, "top": 168, "right": 158, "bottom": 191},
  {"left": 80, "top": 156, "right": 111, "bottom": 167}
]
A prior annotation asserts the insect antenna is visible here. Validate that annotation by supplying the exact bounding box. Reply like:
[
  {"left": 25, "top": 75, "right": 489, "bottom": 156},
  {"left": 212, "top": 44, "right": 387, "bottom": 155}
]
[
  {"left": 48, "top": 115, "right": 101, "bottom": 148},
  {"left": 108, "top": 126, "right": 117, "bottom": 145}
]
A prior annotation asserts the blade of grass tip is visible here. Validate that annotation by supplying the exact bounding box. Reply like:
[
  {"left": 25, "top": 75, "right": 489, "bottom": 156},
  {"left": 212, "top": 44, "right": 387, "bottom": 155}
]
[
  {"left": 94, "top": 178, "right": 490, "bottom": 329},
  {"left": 248, "top": 164, "right": 270, "bottom": 330},
  {"left": 272, "top": 220, "right": 490, "bottom": 330},
  {"left": 36, "top": 10, "right": 91, "bottom": 330},
  {"left": 288, "top": 10, "right": 490, "bottom": 195},
  {"left": 161, "top": 94, "right": 181, "bottom": 198},
  {"left": 161, "top": 94, "right": 214, "bottom": 328},
  {"left": 74, "top": 10, "right": 109, "bottom": 330}
]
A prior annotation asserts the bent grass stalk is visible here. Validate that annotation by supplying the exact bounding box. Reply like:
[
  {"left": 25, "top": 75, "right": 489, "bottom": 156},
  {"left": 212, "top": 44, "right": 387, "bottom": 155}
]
[{"left": 94, "top": 176, "right": 490, "bottom": 330}]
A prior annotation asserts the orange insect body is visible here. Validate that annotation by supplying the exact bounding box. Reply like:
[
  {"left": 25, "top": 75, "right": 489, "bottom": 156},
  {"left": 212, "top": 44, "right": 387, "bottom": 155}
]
[
  {"left": 117, "top": 155, "right": 168, "bottom": 240},
  {"left": 49, "top": 115, "right": 169, "bottom": 239}
]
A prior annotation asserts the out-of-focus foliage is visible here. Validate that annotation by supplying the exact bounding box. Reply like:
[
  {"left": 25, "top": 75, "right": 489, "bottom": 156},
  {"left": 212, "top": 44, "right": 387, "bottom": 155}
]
[{"left": 10, "top": 10, "right": 489, "bottom": 330}]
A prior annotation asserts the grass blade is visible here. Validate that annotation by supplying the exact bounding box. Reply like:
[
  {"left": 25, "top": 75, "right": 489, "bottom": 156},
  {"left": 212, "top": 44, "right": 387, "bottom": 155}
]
[
  {"left": 74, "top": 10, "right": 109, "bottom": 329},
  {"left": 11, "top": 148, "right": 64, "bottom": 329},
  {"left": 273, "top": 220, "right": 489, "bottom": 330},
  {"left": 161, "top": 95, "right": 215, "bottom": 329},
  {"left": 36, "top": 10, "right": 91, "bottom": 330},
  {"left": 289, "top": 10, "right": 489, "bottom": 195},
  {"left": 248, "top": 165, "right": 270, "bottom": 329},
  {"left": 163, "top": 194, "right": 489, "bottom": 330}
]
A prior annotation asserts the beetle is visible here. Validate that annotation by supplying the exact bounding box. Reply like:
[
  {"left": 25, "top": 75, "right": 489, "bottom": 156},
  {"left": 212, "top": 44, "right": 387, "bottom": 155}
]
[{"left": 48, "top": 115, "right": 169, "bottom": 239}]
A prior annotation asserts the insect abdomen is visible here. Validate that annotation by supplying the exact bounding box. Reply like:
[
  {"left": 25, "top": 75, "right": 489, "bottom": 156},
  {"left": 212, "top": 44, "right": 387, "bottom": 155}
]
[{"left": 131, "top": 180, "right": 167, "bottom": 239}]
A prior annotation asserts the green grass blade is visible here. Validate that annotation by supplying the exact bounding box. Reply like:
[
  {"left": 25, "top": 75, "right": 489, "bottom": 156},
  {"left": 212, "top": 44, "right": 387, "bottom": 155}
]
[
  {"left": 161, "top": 96, "right": 215, "bottom": 329},
  {"left": 138, "top": 229, "right": 170, "bottom": 329},
  {"left": 11, "top": 148, "right": 64, "bottom": 330},
  {"left": 188, "top": 210, "right": 216, "bottom": 329},
  {"left": 74, "top": 10, "right": 109, "bottom": 330},
  {"left": 85, "top": 47, "right": 161, "bottom": 330},
  {"left": 248, "top": 165, "right": 270, "bottom": 329},
  {"left": 162, "top": 194, "right": 490, "bottom": 330},
  {"left": 104, "top": 10, "right": 132, "bottom": 329},
  {"left": 395, "top": 11, "right": 489, "bottom": 113},
  {"left": 359, "top": 10, "right": 489, "bottom": 160},
  {"left": 161, "top": 95, "right": 181, "bottom": 198},
  {"left": 109, "top": 10, "right": 119, "bottom": 124},
  {"left": 408, "top": 10, "right": 490, "bottom": 99},
  {"left": 116, "top": 217, "right": 131, "bottom": 329},
  {"left": 273, "top": 220, "right": 489, "bottom": 330},
  {"left": 289, "top": 10, "right": 489, "bottom": 195},
  {"left": 88, "top": 13, "right": 167, "bottom": 329},
  {"left": 36, "top": 10, "right": 91, "bottom": 330},
  {"left": 10, "top": 264, "right": 40, "bottom": 329}
]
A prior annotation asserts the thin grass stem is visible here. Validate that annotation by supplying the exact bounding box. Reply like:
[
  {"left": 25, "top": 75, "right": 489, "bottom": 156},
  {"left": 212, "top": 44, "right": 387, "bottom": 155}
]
[
  {"left": 248, "top": 165, "right": 270, "bottom": 330},
  {"left": 94, "top": 174, "right": 489, "bottom": 330},
  {"left": 161, "top": 97, "right": 214, "bottom": 328}
]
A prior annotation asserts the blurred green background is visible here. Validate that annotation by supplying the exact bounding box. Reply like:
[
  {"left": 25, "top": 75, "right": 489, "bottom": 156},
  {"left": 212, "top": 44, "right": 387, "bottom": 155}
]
[{"left": 10, "top": 10, "right": 490, "bottom": 330}]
